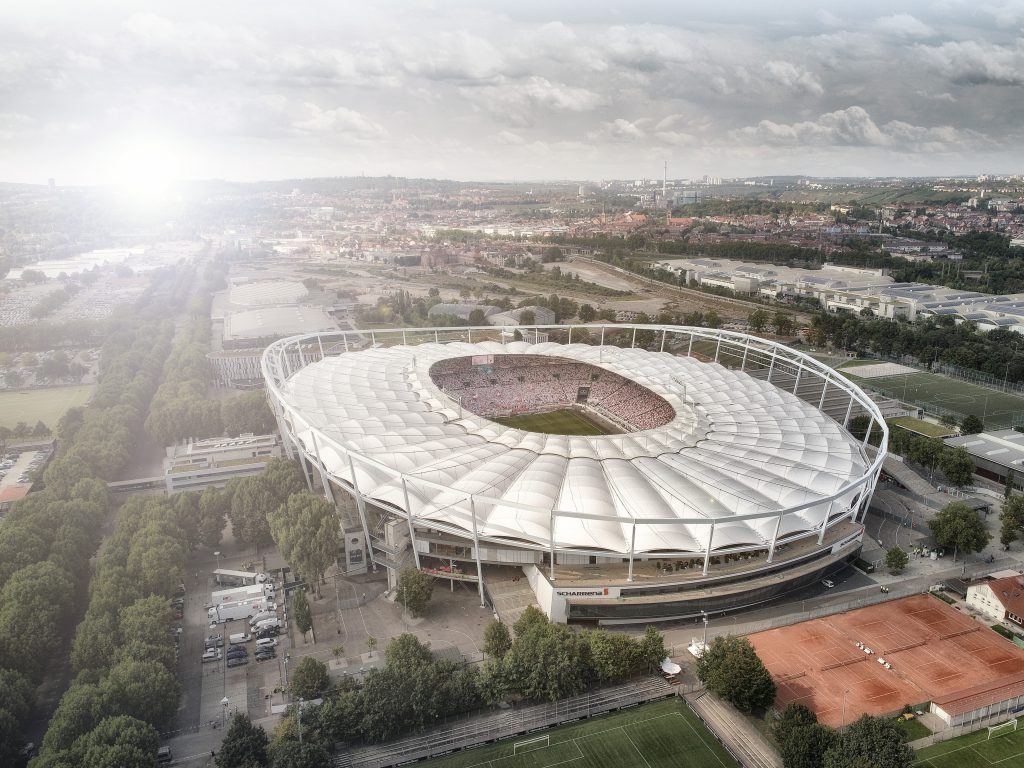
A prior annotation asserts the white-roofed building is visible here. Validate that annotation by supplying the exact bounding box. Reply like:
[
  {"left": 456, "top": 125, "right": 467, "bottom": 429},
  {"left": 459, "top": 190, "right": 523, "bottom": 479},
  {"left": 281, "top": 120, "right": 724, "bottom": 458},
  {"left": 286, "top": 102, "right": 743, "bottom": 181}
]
[{"left": 264, "top": 325, "right": 885, "bottom": 623}]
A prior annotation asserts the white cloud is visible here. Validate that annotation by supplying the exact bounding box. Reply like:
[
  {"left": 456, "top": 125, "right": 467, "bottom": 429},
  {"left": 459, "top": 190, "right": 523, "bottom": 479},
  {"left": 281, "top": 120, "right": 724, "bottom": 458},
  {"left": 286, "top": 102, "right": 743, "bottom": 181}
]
[
  {"left": 763, "top": 60, "right": 824, "bottom": 96},
  {"left": 915, "top": 39, "right": 1024, "bottom": 85},
  {"left": 495, "top": 130, "right": 526, "bottom": 145},
  {"left": 874, "top": 14, "right": 934, "bottom": 38},
  {"left": 292, "top": 103, "right": 386, "bottom": 140},
  {"left": 464, "top": 77, "right": 605, "bottom": 125},
  {"left": 732, "top": 106, "right": 976, "bottom": 150}
]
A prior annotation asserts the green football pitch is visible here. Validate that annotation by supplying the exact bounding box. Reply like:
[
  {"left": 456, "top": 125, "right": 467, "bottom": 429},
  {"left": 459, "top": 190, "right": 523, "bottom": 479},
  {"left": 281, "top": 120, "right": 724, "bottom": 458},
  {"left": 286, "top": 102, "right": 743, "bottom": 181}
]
[
  {"left": 915, "top": 719, "right": 1024, "bottom": 768},
  {"left": 840, "top": 369, "right": 1024, "bottom": 430},
  {"left": 417, "top": 698, "right": 738, "bottom": 768},
  {"left": 493, "top": 409, "right": 613, "bottom": 436}
]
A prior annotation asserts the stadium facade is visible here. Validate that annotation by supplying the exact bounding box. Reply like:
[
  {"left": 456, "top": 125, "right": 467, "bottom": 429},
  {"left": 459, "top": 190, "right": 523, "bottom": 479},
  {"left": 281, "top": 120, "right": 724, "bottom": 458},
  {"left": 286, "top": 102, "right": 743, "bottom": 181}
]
[{"left": 263, "top": 325, "right": 887, "bottom": 624}]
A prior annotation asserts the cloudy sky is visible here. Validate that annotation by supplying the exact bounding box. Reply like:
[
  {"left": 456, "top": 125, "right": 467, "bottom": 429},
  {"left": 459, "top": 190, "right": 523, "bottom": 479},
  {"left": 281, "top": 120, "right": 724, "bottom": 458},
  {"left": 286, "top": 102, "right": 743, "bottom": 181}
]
[{"left": 1, "top": 0, "right": 1023, "bottom": 185}]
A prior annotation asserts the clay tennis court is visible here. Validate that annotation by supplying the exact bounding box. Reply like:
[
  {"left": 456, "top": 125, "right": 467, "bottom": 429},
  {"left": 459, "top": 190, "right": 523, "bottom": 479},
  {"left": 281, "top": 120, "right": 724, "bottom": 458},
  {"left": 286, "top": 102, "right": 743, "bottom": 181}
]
[{"left": 748, "top": 594, "right": 1024, "bottom": 727}]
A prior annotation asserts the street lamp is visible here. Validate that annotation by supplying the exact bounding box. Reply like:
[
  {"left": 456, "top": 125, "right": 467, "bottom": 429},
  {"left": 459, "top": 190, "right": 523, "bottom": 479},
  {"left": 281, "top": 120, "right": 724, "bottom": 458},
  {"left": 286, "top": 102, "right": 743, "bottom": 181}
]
[
  {"left": 701, "top": 610, "right": 709, "bottom": 650},
  {"left": 214, "top": 551, "right": 221, "bottom": 570},
  {"left": 297, "top": 697, "right": 304, "bottom": 746},
  {"left": 221, "top": 696, "right": 230, "bottom": 728},
  {"left": 842, "top": 689, "right": 850, "bottom": 728},
  {"left": 282, "top": 655, "right": 291, "bottom": 699}
]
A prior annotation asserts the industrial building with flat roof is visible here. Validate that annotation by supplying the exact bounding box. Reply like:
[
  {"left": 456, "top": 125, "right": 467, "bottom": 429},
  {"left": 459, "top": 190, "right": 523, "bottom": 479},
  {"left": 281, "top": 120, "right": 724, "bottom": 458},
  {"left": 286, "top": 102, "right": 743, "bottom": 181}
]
[
  {"left": 164, "top": 433, "right": 281, "bottom": 493},
  {"left": 945, "top": 429, "right": 1024, "bottom": 490},
  {"left": 657, "top": 256, "right": 1024, "bottom": 331}
]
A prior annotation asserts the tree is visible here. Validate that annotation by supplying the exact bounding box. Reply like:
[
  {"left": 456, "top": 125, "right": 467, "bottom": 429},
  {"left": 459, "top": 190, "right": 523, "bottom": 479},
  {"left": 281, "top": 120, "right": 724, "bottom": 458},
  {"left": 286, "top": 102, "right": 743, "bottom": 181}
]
[
  {"left": 268, "top": 738, "right": 330, "bottom": 768},
  {"left": 578, "top": 304, "right": 596, "bottom": 323},
  {"left": 269, "top": 492, "right": 340, "bottom": 598},
  {"left": 940, "top": 446, "right": 975, "bottom": 488},
  {"left": 221, "top": 391, "right": 276, "bottom": 437},
  {"left": 1000, "top": 495, "right": 1024, "bottom": 549},
  {"left": 366, "top": 636, "right": 377, "bottom": 654},
  {"left": 101, "top": 658, "right": 181, "bottom": 728},
  {"left": 961, "top": 414, "right": 984, "bottom": 435},
  {"left": 396, "top": 568, "right": 435, "bottom": 618},
  {"left": 773, "top": 312, "right": 795, "bottom": 336},
  {"left": 822, "top": 715, "right": 913, "bottom": 768},
  {"left": 198, "top": 486, "right": 229, "bottom": 549},
  {"left": 695, "top": 636, "right": 776, "bottom": 712},
  {"left": 292, "top": 589, "right": 313, "bottom": 636},
  {"left": 928, "top": 501, "right": 991, "bottom": 562},
  {"left": 885, "top": 546, "right": 909, "bottom": 575},
  {"left": 773, "top": 703, "right": 833, "bottom": 768},
  {"left": 504, "top": 622, "right": 590, "bottom": 701},
  {"left": 467, "top": 308, "right": 487, "bottom": 326},
  {"left": 513, "top": 605, "right": 548, "bottom": 638},
  {"left": 67, "top": 714, "right": 160, "bottom": 768},
  {"left": 748, "top": 309, "right": 769, "bottom": 332},
  {"left": 483, "top": 620, "right": 512, "bottom": 660},
  {"left": 290, "top": 656, "right": 329, "bottom": 699},
  {"left": 216, "top": 712, "right": 269, "bottom": 768},
  {"left": 704, "top": 310, "right": 722, "bottom": 329},
  {"left": 384, "top": 633, "right": 433, "bottom": 672}
]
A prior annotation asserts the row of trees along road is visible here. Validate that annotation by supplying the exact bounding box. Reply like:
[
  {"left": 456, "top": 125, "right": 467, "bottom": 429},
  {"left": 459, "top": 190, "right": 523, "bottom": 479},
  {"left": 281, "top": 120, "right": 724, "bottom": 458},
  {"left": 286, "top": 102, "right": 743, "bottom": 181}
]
[
  {"left": 0, "top": 261, "right": 200, "bottom": 763},
  {"left": 213, "top": 620, "right": 668, "bottom": 767},
  {"left": 0, "top": 316, "right": 175, "bottom": 764}
]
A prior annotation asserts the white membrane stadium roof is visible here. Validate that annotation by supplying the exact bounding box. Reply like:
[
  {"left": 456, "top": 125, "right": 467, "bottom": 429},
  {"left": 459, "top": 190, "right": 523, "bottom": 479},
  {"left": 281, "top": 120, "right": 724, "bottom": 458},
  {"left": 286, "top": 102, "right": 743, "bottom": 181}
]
[{"left": 281, "top": 341, "right": 869, "bottom": 555}]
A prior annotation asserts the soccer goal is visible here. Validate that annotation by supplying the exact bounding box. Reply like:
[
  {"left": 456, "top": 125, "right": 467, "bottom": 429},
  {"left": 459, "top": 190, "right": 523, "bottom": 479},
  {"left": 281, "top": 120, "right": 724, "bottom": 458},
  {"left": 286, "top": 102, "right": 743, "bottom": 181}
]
[
  {"left": 513, "top": 734, "right": 550, "bottom": 754},
  {"left": 987, "top": 718, "right": 1018, "bottom": 739}
]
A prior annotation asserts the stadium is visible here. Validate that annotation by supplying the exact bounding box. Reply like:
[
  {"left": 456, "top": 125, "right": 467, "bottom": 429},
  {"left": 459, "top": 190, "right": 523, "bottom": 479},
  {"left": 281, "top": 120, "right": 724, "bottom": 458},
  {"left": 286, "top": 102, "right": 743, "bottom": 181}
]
[{"left": 262, "top": 325, "right": 887, "bottom": 624}]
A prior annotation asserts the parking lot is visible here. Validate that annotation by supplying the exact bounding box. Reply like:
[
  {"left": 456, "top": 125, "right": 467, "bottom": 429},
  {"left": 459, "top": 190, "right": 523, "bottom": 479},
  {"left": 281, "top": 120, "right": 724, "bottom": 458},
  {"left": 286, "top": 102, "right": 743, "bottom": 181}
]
[{"left": 0, "top": 448, "right": 50, "bottom": 495}]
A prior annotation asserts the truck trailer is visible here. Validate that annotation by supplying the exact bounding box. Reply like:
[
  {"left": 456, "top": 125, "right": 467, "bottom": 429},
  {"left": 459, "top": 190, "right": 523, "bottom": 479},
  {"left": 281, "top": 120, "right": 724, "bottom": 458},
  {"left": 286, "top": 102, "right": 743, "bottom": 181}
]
[
  {"left": 207, "top": 598, "right": 272, "bottom": 624},
  {"left": 211, "top": 583, "right": 275, "bottom": 604}
]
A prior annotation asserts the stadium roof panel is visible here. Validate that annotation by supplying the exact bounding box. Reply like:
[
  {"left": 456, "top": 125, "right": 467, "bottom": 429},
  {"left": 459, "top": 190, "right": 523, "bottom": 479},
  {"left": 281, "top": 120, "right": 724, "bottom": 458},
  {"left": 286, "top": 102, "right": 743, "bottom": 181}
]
[{"left": 280, "top": 340, "right": 870, "bottom": 555}]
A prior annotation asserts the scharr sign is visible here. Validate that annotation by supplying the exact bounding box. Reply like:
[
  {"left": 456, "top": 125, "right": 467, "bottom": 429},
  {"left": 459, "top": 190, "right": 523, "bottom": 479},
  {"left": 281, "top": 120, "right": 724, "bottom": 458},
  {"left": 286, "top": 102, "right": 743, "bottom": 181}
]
[{"left": 554, "top": 586, "right": 620, "bottom": 598}]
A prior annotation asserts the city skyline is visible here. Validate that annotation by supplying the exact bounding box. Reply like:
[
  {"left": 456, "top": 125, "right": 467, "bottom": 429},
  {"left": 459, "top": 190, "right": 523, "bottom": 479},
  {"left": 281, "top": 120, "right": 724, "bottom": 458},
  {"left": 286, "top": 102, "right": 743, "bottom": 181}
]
[{"left": 1, "top": 0, "right": 1023, "bottom": 186}]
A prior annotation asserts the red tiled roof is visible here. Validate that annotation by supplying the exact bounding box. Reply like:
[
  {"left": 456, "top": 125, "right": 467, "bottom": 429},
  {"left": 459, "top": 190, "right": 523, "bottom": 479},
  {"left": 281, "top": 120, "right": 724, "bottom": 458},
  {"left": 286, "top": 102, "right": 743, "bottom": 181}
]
[
  {"left": 933, "top": 670, "right": 1024, "bottom": 717},
  {"left": 0, "top": 485, "right": 30, "bottom": 504},
  {"left": 986, "top": 575, "right": 1024, "bottom": 620}
]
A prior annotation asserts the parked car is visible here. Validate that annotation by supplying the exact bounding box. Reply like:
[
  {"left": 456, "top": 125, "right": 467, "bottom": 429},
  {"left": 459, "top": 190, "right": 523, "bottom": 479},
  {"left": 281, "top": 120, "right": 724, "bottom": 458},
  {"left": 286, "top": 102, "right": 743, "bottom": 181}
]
[
  {"left": 205, "top": 635, "right": 224, "bottom": 647},
  {"left": 156, "top": 746, "right": 172, "bottom": 764},
  {"left": 201, "top": 650, "right": 221, "bottom": 663},
  {"left": 255, "top": 637, "right": 278, "bottom": 649},
  {"left": 255, "top": 651, "right": 276, "bottom": 662},
  {"left": 227, "top": 656, "right": 249, "bottom": 668},
  {"left": 228, "top": 633, "right": 251, "bottom": 645},
  {"left": 255, "top": 627, "right": 280, "bottom": 639},
  {"left": 226, "top": 648, "right": 248, "bottom": 660}
]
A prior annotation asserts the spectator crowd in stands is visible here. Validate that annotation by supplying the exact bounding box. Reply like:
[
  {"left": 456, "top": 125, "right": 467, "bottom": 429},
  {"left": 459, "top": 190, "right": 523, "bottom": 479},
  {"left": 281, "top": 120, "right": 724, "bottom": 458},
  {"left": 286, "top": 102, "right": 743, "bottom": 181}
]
[{"left": 429, "top": 355, "right": 675, "bottom": 431}]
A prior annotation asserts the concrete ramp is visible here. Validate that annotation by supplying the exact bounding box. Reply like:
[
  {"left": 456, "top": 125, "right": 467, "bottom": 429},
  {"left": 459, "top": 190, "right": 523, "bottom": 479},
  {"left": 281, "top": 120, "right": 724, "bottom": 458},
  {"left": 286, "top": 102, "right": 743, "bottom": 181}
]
[{"left": 484, "top": 567, "right": 541, "bottom": 625}]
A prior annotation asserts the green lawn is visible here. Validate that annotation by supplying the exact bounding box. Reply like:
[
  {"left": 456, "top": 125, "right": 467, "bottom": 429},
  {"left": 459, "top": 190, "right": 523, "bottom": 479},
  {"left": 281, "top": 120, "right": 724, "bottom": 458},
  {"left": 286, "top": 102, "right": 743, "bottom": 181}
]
[
  {"left": 888, "top": 417, "right": 957, "bottom": 438},
  {"left": 494, "top": 409, "right": 613, "bottom": 436},
  {"left": 0, "top": 385, "right": 95, "bottom": 431},
  {"left": 418, "top": 698, "right": 738, "bottom": 768},
  {"left": 915, "top": 718, "right": 1024, "bottom": 767},
  {"left": 897, "top": 717, "right": 932, "bottom": 741},
  {"left": 840, "top": 369, "right": 1024, "bottom": 430}
]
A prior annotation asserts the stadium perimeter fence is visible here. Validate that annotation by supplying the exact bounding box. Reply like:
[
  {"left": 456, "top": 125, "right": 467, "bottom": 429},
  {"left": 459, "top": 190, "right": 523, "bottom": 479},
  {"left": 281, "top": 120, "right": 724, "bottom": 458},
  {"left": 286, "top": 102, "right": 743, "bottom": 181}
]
[{"left": 333, "top": 676, "right": 683, "bottom": 768}]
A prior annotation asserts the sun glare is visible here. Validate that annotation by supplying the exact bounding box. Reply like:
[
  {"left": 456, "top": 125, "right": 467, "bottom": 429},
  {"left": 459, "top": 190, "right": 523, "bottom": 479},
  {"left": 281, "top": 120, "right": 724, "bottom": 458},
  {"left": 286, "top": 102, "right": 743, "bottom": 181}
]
[{"left": 107, "top": 136, "right": 184, "bottom": 209}]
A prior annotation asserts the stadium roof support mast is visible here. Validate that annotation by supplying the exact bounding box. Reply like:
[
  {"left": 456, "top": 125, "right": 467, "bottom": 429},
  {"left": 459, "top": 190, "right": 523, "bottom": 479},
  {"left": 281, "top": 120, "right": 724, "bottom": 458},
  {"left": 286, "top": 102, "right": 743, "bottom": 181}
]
[{"left": 346, "top": 454, "right": 377, "bottom": 573}]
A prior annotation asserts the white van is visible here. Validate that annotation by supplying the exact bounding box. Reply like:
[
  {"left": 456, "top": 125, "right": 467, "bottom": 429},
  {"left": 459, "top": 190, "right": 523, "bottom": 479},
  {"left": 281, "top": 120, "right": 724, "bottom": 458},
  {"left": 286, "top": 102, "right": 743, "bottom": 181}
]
[
  {"left": 253, "top": 617, "right": 281, "bottom": 632},
  {"left": 228, "top": 632, "right": 251, "bottom": 645}
]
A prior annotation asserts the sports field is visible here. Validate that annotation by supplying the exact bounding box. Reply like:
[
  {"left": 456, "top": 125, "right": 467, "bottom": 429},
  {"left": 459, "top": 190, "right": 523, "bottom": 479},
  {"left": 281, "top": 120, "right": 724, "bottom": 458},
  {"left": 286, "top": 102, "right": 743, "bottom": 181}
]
[
  {"left": 417, "top": 698, "right": 738, "bottom": 768},
  {"left": 493, "top": 408, "right": 613, "bottom": 436},
  {"left": 0, "top": 385, "right": 94, "bottom": 430},
  {"left": 915, "top": 718, "right": 1024, "bottom": 768},
  {"left": 840, "top": 369, "right": 1024, "bottom": 430}
]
